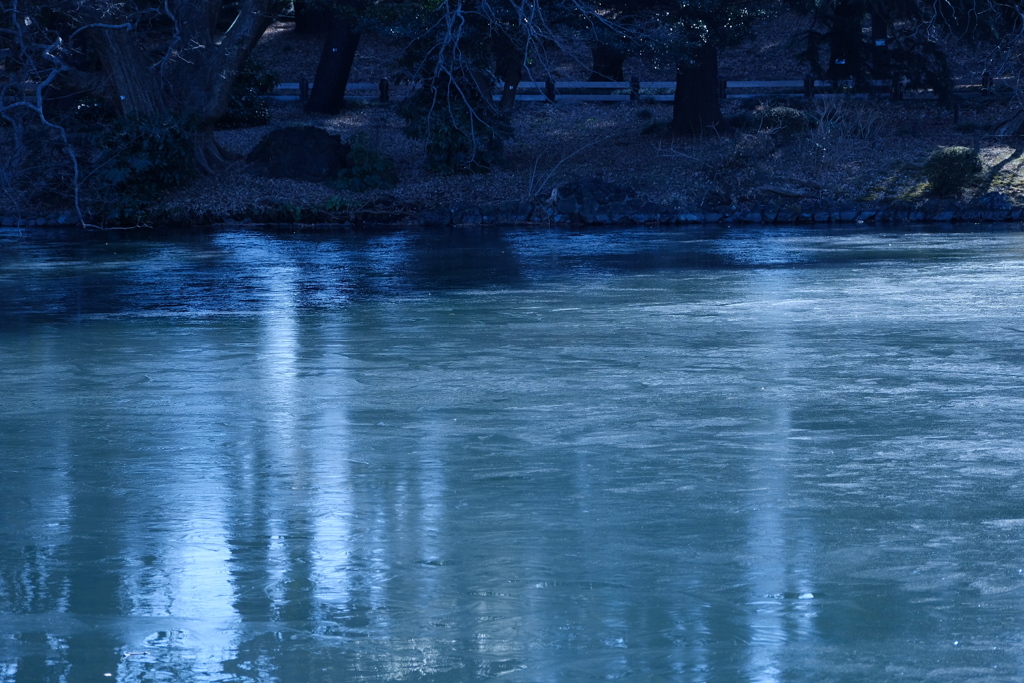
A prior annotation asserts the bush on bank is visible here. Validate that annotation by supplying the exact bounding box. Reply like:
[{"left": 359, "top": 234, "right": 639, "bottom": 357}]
[{"left": 924, "top": 146, "right": 983, "bottom": 196}]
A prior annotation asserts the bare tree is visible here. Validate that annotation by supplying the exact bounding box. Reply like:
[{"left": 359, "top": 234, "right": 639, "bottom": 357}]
[
  {"left": 395, "top": 0, "right": 571, "bottom": 172},
  {"left": 1, "top": 0, "right": 86, "bottom": 222},
  {"left": 974, "top": 2, "right": 1024, "bottom": 134},
  {"left": 393, "top": 0, "right": 675, "bottom": 171}
]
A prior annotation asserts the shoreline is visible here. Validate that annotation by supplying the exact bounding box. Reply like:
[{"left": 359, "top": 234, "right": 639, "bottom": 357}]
[
  {"left": 7, "top": 13, "right": 1024, "bottom": 236},
  {"left": 7, "top": 96, "right": 1024, "bottom": 232},
  {"left": 4, "top": 199, "right": 1024, "bottom": 231}
]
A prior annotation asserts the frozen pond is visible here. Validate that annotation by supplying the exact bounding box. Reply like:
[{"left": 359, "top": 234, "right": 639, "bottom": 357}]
[{"left": 3, "top": 225, "right": 1024, "bottom": 681}]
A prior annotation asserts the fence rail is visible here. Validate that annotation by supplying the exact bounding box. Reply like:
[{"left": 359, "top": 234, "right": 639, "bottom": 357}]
[{"left": 270, "top": 75, "right": 1011, "bottom": 104}]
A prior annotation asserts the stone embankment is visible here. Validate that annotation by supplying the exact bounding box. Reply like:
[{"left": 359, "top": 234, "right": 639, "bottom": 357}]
[
  {"left": 418, "top": 178, "right": 1024, "bottom": 229},
  {"left": 5, "top": 178, "right": 1022, "bottom": 230},
  {"left": 1, "top": 212, "right": 79, "bottom": 228}
]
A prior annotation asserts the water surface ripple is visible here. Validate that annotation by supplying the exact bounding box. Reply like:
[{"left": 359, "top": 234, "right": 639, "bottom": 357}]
[{"left": 3, "top": 226, "right": 1024, "bottom": 682}]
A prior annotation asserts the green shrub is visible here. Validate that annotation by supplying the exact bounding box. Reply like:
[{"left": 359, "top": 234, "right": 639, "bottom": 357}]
[
  {"left": 760, "top": 105, "right": 808, "bottom": 137},
  {"left": 397, "top": 77, "right": 509, "bottom": 174},
  {"left": 924, "top": 146, "right": 982, "bottom": 196},
  {"left": 640, "top": 120, "right": 670, "bottom": 135},
  {"left": 54, "top": 96, "right": 112, "bottom": 130},
  {"left": 725, "top": 110, "right": 757, "bottom": 130},
  {"left": 331, "top": 135, "right": 399, "bottom": 191},
  {"left": 726, "top": 131, "right": 776, "bottom": 168},
  {"left": 90, "top": 115, "right": 196, "bottom": 216},
  {"left": 217, "top": 58, "right": 279, "bottom": 129}
]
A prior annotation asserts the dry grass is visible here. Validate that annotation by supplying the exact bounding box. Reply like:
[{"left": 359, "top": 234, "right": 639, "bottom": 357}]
[{"left": 982, "top": 146, "right": 1024, "bottom": 196}]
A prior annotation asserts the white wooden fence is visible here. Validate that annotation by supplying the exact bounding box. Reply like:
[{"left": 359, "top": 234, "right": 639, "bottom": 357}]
[{"left": 270, "top": 75, "right": 1005, "bottom": 104}]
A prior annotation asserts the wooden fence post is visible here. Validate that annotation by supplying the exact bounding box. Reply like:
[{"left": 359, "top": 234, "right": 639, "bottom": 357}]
[
  {"left": 804, "top": 75, "right": 814, "bottom": 100},
  {"left": 630, "top": 76, "right": 640, "bottom": 103},
  {"left": 299, "top": 77, "right": 309, "bottom": 104},
  {"left": 981, "top": 71, "right": 993, "bottom": 95},
  {"left": 718, "top": 77, "right": 727, "bottom": 100},
  {"left": 891, "top": 75, "right": 903, "bottom": 101},
  {"left": 545, "top": 77, "right": 556, "bottom": 103},
  {"left": 379, "top": 78, "right": 390, "bottom": 102}
]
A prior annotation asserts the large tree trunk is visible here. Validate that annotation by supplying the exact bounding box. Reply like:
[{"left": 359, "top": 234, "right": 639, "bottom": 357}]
[
  {"left": 87, "top": 0, "right": 276, "bottom": 171},
  {"left": 305, "top": 8, "right": 362, "bottom": 114},
  {"left": 88, "top": 28, "right": 167, "bottom": 117},
  {"left": 589, "top": 44, "right": 625, "bottom": 82},
  {"left": 494, "top": 34, "right": 523, "bottom": 113},
  {"left": 672, "top": 45, "right": 723, "bottom": 136},
  {"left": 171, "top": 0, "right": 278, "bottom": 125},
  {"left": 498, "top": 58, "right": 522, "bottom": 112},
  {"left": 828, "top": 0, "right": 865, "bottom": 80},
  {"left": 870, "top": 10, "right": 890, "bottom": 79}
]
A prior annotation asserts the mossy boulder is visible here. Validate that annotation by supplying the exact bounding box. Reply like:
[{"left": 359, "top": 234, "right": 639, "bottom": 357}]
[{"left": 248, "top": 126, "right": 351, "bottom": 182}]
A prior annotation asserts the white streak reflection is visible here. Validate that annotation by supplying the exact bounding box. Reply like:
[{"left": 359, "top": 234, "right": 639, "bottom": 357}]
[{"left": 745, "top": 270, "right": 818, "bottom": 683}]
